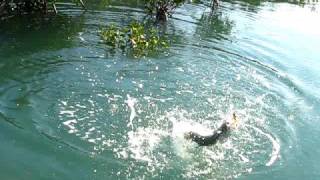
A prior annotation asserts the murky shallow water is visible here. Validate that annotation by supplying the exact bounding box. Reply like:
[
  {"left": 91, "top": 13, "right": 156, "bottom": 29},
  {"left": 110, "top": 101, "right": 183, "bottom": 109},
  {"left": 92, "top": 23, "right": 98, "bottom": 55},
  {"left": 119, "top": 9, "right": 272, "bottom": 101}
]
[{"left": 1, "top": 0, "right": 320, "bottom": 179}]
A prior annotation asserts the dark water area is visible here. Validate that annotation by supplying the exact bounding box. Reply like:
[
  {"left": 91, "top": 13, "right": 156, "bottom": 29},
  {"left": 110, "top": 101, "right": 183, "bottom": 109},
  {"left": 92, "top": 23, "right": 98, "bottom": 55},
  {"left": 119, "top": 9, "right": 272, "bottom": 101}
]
[{"left": 0, "top": 0, "right": 320, "bottom": 179}]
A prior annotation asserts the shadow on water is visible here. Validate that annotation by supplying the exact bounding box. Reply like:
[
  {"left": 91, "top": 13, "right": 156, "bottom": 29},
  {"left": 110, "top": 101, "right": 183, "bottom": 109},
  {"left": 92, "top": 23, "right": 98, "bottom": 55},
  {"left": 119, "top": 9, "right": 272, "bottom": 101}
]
[
  {"left": 0, "top": 13, "right": 86, "bottom": 130},
  {"left": 195, "top": 10, "right": 234, "bottom": 41},
  {"left": 0, "top": 10, "right": 107, "bottom": 180},
  {"left": 0, "top": 14, "right": 85, "bottom": 57}
]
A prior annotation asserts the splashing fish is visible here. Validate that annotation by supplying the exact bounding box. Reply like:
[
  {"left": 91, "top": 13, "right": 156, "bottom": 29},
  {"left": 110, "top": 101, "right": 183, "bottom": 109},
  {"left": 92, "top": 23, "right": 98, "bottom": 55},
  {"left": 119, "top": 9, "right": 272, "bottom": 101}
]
[{"left": 184, "top": 113, "right": 239, "bottom": 146}]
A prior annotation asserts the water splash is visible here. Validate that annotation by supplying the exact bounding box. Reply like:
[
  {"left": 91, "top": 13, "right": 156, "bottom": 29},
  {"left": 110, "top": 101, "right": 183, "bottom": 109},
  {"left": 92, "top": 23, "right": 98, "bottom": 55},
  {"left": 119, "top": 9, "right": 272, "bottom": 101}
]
[
  {"left": 119, "top": 107, "right": 284, "bottom": 178},
  {"left": 246, "top": 125, "right": 280, "bottom": 166},
  {"left": 125, "top": 94, "right": 137, "bottom": 129},
  {"left": 127, "top": 127, "right": 169, "bottom": 162}
]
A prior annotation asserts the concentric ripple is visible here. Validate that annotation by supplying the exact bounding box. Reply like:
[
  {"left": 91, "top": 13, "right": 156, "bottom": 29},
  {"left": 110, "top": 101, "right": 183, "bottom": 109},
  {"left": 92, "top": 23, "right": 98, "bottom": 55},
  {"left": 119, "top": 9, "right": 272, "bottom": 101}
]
[
  {"left": 54, "top": 45, "right": 298, "bottom": 178},
  {"left": 1, "top": 0, "right": 320, "bottom": 179}
]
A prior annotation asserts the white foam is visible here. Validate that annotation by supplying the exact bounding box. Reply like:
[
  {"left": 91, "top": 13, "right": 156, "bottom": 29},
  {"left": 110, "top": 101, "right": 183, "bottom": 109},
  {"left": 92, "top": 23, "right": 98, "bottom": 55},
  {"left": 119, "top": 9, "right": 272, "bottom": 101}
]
[
  {"left": 239, "top": 154, "right": 250, "bottom": 163},
  {"left": 125, "top": 94, "right": 137, "bottom": 129},
  {"left": 59, "top": 110, "right": 76, "bottom": 117},
  {"left": 143, "top": 96, "right": 174, "bottom": 103},
  {"left": 63, "top": 119, "right": 78, "bottom": 134},
  {"left": 127, "top": 127, "right": 168, "bottom": 162},
  {"left": 246, "top": 125, "right": 280, "bottom": 166},
  {"left": 170, "top": 115, "right": 214, "bottom": 159},
  {"left": 60, "top": 100, "right": 67, "bottom": 106}
]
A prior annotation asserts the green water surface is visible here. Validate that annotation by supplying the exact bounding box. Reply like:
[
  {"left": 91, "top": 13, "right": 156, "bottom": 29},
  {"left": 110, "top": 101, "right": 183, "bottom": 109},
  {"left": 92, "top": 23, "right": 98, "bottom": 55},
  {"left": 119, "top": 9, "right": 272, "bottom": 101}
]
[{"left": 0, "top": 0, "right": 320, "bottom": 179}]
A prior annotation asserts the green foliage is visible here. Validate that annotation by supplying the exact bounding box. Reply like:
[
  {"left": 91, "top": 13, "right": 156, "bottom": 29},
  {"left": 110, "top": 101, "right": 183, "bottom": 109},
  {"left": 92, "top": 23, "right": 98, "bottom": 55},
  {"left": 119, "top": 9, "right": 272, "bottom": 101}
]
[
  {"left": 0, "top": 0, "right": 84, "bottom": 18},
  {"left": 100, "top": 22, "right": 169, "bottom": 58},
  {"left": 1, "top": 0, "right": 48, "bottom": 16}
]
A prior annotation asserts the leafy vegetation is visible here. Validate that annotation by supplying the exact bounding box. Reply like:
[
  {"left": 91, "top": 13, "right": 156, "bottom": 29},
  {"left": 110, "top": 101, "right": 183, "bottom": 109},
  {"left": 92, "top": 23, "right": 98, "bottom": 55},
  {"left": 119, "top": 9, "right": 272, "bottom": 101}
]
[
  {"left": 1, "top": 0, "right": 47, "bottom": 18},
  {"left": 100, "top": 21, "right": 169, "bottom": 58},
  {"left": 0, "top": 0, "right": 85, "bottom": 19}
]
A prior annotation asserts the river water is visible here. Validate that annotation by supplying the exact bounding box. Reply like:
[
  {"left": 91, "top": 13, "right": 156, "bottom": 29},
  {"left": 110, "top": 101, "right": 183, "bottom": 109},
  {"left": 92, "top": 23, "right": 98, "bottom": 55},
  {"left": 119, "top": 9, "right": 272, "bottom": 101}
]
[{"left": 0, "top": 0, "right": 320, "bottom": 179}]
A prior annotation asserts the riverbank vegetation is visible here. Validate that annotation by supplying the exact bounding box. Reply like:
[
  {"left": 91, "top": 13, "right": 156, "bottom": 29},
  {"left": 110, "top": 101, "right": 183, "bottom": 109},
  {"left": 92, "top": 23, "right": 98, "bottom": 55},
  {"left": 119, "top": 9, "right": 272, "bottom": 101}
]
[
  {"left": 5, "top": 0, "right": 315, "bottom": 58},
  {"left": 144, "top": 0, "right": 186, "bottom": 21},
  {"left": 144, "top": 0, "right": 219, "bottom": 21},
  {"left": 0, "top": 0, "right": 85, "bottom": 19},
  {"left": 100, "top": 21, "right": 169, "bottom": 58},
  {"left": 1, "top": 0, "right": 221, "bottom": 21}
]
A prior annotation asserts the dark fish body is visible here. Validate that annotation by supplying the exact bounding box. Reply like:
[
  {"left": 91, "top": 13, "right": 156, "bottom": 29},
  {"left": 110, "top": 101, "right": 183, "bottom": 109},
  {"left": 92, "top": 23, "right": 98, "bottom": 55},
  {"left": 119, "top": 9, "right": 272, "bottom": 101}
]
[{"left": 184, "top": 122, "right": 230, "bottom": 146}]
